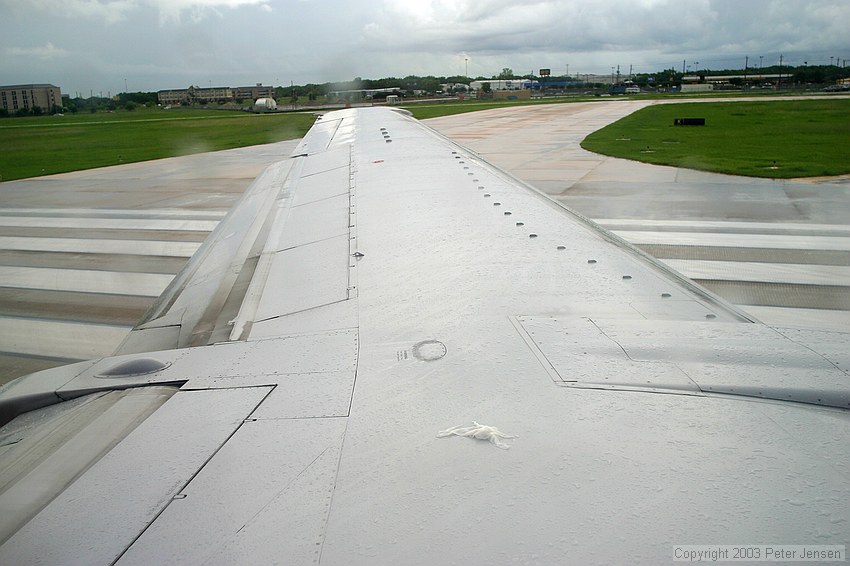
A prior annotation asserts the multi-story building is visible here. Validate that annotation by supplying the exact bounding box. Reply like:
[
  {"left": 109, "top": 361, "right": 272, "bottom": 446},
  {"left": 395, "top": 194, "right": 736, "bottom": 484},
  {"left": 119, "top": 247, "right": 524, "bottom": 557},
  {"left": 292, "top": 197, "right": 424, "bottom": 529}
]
[
  {"left": 157, "top": 86, "right": 233, "bottom": 105},
  {"left": 156, "top": 89, "right": 190, "bottom": 105},
  {"left": 233, "top": 84, "right": 275, "bottom": 101},
  {"left": 157, "top": 84, "right": 274, "bottom": 105},
  {"left": 0, "top": 84, "right": 62, "bottom": 113}
]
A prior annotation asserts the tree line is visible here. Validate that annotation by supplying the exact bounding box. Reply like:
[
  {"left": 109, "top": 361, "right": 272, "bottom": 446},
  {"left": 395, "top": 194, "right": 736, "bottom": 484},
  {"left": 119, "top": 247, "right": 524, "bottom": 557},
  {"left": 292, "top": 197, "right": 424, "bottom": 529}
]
[{"left": 2, "top": 64, "right": 847, "bottom": 118}]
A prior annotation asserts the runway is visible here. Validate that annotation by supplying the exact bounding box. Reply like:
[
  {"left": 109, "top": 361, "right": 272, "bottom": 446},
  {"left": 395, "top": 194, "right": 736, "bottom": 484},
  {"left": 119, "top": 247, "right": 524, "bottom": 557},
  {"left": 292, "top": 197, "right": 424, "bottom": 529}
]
[
  {"left": 0, "top": 141, "right": 298, "bottom": 383},
  {"left": 0, "top": 99, "right": 847, "bottom": 384}
]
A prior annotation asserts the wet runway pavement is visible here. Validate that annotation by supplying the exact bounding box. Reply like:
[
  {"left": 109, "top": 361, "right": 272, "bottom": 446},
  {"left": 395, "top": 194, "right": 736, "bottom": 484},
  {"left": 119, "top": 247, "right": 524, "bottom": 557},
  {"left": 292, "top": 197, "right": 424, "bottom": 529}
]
[{"left": 0, "top": 141, "right": 298, "bottom": 383}]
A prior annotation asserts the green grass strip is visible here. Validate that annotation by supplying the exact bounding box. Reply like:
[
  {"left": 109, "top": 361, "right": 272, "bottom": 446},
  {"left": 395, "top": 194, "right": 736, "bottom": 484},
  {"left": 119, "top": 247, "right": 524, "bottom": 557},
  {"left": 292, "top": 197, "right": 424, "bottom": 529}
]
[
  {"left": 580, "top": 99, "right": 850, "bottom": 178},
  {"left": 0, "top": 109, "right": 316, "bottom": 181}
]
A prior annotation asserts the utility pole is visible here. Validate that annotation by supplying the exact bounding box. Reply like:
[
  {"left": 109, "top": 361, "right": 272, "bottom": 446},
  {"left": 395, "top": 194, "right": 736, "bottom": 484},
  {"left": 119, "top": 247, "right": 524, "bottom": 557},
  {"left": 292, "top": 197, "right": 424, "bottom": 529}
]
[
  {"left": 778, "top": 54, "right": 783, "bottom": 90},
  {"left": 682, "top": 59, "right": 686, "bottom": 74},
  {"left": 744, "top": 55, "right": 748, "bottom": 86}
]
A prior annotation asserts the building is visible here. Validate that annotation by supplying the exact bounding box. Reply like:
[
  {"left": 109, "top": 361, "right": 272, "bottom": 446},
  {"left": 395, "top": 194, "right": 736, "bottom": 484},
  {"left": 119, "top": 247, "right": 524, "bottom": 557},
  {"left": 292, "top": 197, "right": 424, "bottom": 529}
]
[
  {"left": 158, "top": 84, "right": 274, "bottom": 105},
  {"left": 0, "top": 84, "right": 62, "bottom": 113},
  {"left": 157, "top": 89, "right": 189, "bottom": 105},
  {"left": 157, "top": 86, "right": 234, "bottom": 105},
  {"left": 234, "top": 84, "right": 274, "bottom": 101},
  {"left": 326, "top": 87, "right": 403, "bottom": 102},
  {"left": 469, "top": 79, "right": 538, "bottom": 91}
]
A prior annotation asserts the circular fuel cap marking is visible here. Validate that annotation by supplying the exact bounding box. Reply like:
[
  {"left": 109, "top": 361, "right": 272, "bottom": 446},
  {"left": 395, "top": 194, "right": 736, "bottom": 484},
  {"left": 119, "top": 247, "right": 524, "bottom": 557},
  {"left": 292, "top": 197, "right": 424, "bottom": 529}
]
[{"left": 412, "top": 340, "right": 448, "bottom": 361}]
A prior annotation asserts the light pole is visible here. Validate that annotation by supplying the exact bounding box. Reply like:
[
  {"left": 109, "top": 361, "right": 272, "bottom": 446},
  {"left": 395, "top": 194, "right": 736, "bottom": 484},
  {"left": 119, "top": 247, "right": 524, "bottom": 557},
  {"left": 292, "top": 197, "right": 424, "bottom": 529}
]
[{"left": 465, "top": 57, "right": 468, "bottom": 78}]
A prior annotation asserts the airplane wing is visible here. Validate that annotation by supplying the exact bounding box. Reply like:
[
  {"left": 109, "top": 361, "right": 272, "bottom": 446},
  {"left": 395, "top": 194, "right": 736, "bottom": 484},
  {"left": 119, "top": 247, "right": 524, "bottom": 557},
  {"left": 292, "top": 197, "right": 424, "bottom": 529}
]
[{"left": 1, "top": 107, "right": 848, "bottom": 565}]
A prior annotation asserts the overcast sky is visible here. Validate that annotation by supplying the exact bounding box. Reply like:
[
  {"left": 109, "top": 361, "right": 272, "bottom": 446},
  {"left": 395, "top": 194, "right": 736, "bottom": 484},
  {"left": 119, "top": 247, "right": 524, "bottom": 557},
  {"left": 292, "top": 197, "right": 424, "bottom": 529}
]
[{"left": 1, "top": 0, "right": 848, "bottom": 97}]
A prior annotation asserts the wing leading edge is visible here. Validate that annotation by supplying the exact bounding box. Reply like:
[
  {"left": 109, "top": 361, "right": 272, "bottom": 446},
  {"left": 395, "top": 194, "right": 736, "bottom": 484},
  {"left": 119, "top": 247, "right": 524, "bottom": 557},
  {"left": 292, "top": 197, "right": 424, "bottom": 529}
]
[{"left": 0, "top": 107, "right": 848, "bottom": 565}]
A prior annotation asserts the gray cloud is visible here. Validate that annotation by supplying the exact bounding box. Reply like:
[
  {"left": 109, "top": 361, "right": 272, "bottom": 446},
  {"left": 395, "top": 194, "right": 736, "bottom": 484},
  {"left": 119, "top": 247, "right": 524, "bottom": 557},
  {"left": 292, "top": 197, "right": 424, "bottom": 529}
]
[
  {"left": 0, "top": 0, "right": 847, "bottom": 95},
  {"left": 6, "top": 42, "right": 70, "bottom": 60}
]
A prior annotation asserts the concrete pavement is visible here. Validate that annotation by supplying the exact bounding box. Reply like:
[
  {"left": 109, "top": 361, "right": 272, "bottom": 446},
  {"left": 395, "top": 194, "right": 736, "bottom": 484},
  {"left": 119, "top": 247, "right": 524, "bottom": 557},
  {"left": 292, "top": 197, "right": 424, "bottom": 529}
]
[{"left": 0, "top": 141, "right": 298, "bottom": 383}]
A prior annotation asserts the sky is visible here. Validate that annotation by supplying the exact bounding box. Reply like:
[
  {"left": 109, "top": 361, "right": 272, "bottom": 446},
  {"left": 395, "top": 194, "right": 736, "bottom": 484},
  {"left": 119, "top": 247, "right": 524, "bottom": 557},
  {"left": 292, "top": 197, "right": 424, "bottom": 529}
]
[{"left": 1, "top": 0, "right": 848, "bottom": 97}]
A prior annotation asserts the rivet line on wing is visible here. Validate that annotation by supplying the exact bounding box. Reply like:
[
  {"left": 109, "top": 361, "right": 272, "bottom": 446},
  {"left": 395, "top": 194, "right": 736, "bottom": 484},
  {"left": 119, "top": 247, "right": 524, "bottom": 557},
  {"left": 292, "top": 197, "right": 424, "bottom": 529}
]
[{"left": 453, "top": 149, "right": 576, "bottom": 253}]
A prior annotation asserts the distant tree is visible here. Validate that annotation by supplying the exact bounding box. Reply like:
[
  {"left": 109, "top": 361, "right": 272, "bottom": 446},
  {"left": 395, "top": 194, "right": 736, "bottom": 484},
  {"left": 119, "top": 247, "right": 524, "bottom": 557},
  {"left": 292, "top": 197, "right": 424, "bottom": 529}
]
[
  {"left": 31, "top": 106, "right": 43, "bottom": 116},
  {"left": 498, "top": 68, "right": 514, "bottom": 79},
  {"left": 125, "top": 102, "right": 136, "bottom": 111},
  {"left": 0, "top": 109, "right": 9, "bottom": 118},
  {"left": 444, "top": 75, "right": 470, "bottom": 85},
  {"left": 482, "top": 82, "right": 492, "bottom": 93},
  {"left": 793, "top": 67, "right": 825, "bottom": 84}
]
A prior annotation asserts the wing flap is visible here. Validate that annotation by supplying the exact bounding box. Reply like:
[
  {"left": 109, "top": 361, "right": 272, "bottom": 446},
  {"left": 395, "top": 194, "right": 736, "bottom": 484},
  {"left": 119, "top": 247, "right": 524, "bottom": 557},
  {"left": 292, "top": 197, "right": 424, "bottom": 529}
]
[
  {"left": 518, "top": 315, "right": 850, "bottom": 408},
  {"left": 117, "top": 418, "right": 346, "bottom": 566},
  {"left": 0, "top": 387, "right": 271, "bottom": 565},
  {"left": 254, "top": 235, "right": 351, "bottom": 322}
]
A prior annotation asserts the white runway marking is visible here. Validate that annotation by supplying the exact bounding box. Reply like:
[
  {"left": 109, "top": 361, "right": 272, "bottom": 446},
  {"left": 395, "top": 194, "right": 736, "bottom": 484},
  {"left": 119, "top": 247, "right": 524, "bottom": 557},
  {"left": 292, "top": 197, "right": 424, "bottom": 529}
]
[
  {"left": 0, "top": 236, "right": 200, "bottom": 257},
  {"left": 0, "top": 216, "right": 218, "bottom": 231},
  {"left": 598, "top": 218, "right": 850, "bottom": 235},
  {"left": 0, "top": 316, "right": 131, "bottom": 359},
  {"left": 0, "top": 266, "right": 173, "bottom": 297},
  {"left": 660, "top": 259, "right": 850, "bottom": 286},
  {"left": 613, "top": 230, "right": 850, "bottom": 251}
]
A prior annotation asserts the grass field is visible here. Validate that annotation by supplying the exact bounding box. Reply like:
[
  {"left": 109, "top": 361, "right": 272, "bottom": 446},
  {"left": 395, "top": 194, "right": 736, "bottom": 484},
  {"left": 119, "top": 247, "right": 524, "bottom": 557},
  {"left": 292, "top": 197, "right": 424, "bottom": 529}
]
[
  {"left": 0, "top": 108, "right": 316, "bottom": 181},
  {"left": 580, "top": 98, "right": 850, "bottom": 178}
]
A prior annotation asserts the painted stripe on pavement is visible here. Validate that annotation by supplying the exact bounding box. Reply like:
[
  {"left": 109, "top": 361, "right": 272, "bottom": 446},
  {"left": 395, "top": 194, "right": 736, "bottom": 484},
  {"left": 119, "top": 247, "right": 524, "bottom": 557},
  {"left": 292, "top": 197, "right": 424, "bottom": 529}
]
[
  {"left": 614, "top": 230, "right": 850, "bottom": 251},
  {"left": 0, "top": 236, "right": 200, "bottom": 257},
  {"left": 0, "top": 266, "right": 173, "bottom": 297},
  {"left": 0, "top": 216, "right": 218, "bottom": 231},
  {"left": 0, "top": 316, "right": 131, "bottom": 359}
]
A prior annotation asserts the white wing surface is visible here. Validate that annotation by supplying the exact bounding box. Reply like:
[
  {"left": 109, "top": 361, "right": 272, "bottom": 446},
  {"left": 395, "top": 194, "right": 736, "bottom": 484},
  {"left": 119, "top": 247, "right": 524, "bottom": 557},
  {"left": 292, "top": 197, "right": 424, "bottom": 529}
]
[{"left": 0, "top": 107, "right": 848, "bottom": 565}]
